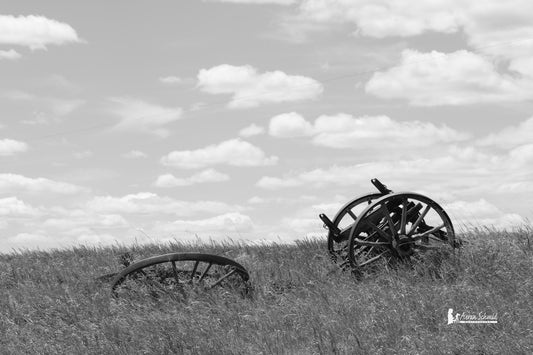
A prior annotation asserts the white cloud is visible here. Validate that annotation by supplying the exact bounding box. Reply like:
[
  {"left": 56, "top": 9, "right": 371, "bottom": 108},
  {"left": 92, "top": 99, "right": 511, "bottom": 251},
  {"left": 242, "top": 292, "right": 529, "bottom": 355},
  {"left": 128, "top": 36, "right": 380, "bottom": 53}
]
[
  {"left": 0, "top": 15, "right": 81, "bottom": 50},
  {"left": 159, "top": 76, "right": 182, "bottom": 84},
  {"left": 42, "top": 210, "right": 128, "bottom": 231},
  {"left": 239, "top": 123, "right": 265, "bottom": 137},
  {"left": 155, "top": 212, "right": 254, "bottom": 235},
  {"left": 161, "top": 138, "right": 278, "bottom": 169},
  {"left": 154, "top": 169, "right": 230, "bottom": 187},
  {"left": 284, "top": 217, "right": 323, "bottom": 234},
  {"left": 0, "top": 174, "right": 84, "bottom": 194},
  {"left": 5, "top": 231, "right": 120, "bottom": 250},
  {"left": 286, "top": 1, "right": 533, "bottom": 83},
  {"left": 268, "top": 112, "right": 469, "bottom": 148},
  {"left": 269, "top": 112, "right": 314, "bottom": 137},
  {"left": 289, "top": 1, "right": 533, "bottom": 49},
  {"left": 476, "top": 116, "right": 533, "bottom": 149},
  {"left": 292, "top": 0, "right": 461, "bottom": 38},
  {"left": 0, "top": 197, "right": 40, "bottom": 217},
  {"left": 444, "top": 199, "right": 526, "bottom": 230},
  {"left": 86, "top": 192, "right": 243, "bottom": 217},
  {"left": 0, "top": 139, "right": 28, "bottom": 156},
  {"left": 256, "top": 143, "right": 533, "bottom": 192},
  {"left": 122, "top": 150, "right": 148, "bottom": 159},
  {"left": 109, "top": 97, "right": 183, "bottom": 137},
  {"left": 312, "top": 114, "right": 469, "bottom": 148},
  {"left": 365, "top": 50, "right": 532, "bottom": 106},
  {"left": 0, "top": 49, "right": 21, "bottom": 60},
  {"left": 197, "top": 64, "right": 323, "bottom": 108}
]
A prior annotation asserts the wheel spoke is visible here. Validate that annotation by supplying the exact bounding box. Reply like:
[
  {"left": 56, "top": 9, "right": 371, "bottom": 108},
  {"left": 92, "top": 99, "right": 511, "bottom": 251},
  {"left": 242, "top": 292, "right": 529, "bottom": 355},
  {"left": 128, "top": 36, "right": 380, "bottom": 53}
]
[
  {"left": 400, "top": 197, "right": 407, "bottom": 235},
  {"left": 198, "top": 262, "right": 213, "bottom": 283},
  {"left": 171, "top": 261, "right": 180, "bottom": 284},
  {"left": 411, "top": 224, "right": 445, "bottom": 241},
  {"left": 354, "top": 238, "right": 389, "bottom": 246},
  {"left": 413, "top": 244, "right": 442, "bottom": 251},
  {"left": 353, "top": 244, "right": 371, "bottom": 257},
  {"left": 190, "top": 260, "right": 200, "bottom": 282},
  {"left": 380, "top": 204, "right": 398, "bottom": 238},
  {"left": 408, "top": 204, "right": 430, "bottom": 236},
  {"left": 367, "top": 220, "right": 392, "bottom": 242},
  {"left": 209, "top": 268, "right": 237, "bottom": 289},
  {"left": 347, "top": 210, "right": 358, "bottom": 221},
  {"left": 358, "top": 251, "right": 388, "bottom": 267}
]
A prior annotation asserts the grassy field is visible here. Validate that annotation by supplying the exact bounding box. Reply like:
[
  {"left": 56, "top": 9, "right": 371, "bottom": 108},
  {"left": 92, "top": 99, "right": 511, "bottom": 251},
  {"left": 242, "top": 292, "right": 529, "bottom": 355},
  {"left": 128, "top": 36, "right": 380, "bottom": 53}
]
[{"left": 1, "top": 228, "right": 532, "bottom": 354}]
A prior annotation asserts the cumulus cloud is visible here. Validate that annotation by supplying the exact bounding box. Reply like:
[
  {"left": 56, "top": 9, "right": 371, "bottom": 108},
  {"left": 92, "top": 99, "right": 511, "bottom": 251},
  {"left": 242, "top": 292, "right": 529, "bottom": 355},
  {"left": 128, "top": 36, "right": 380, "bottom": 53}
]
[
  {"left": 476, "top": 116, "right": 533, "bottom": 149},
  {"left": 287, "top": 0, "right": 533, "bottom": 52},
  {"left": 291, "top": 0, "right": 461, "bottom": 38},
  {"left": 0, "top": 49, "right": 21, "bottom": 60},
  {"left": 365, "top": 50, "right": 532, "bottom": 106},
  {"left": 444, "top": 199, "right": 526, "bottom": 230},
  {"left": 239, "top": 123, "right": 265, "bottom": 137},
  {"left": 161, "top": 138, "right": 278, "bottom": 169},
  {"left": 269, "top": 112, "right": 469, "bottom": 148},
  {"left": 0, "top": 139, "right": 28, "bottom": 156},
  {"left": 0, "top": 197, "right": 40, "bottom": 217},
  {"left": 0, "top": 174, "right": 84, "bottom": 194},
  {"left": 256, "top": 143, "right": 533, "bottom": 193},
  {"left": 86, "top": 192, "right": 243, "bottom": 217},
  {"left": 283, "top": 1, "right": 533, "bottom": 101},
  {"left": 109, "top": 97, "right": 183, "bottom": 137},
  {"left": 197, "top": 64, "right": 323, "bottom": 108},
  {"left": 42, "top": 209, "right": 129, "bottom": 231},
  {"left": 0, "top": 14, "right": 81, "bottom": 50},
  {"left": 269, "top": 112, "right": 314, "bottom": 137},
  {"left": 154, "top": 169, "right": 230, "bottom": 187},
  {"left": 155, "top": 212, "right": 254, "bottom": 235}
]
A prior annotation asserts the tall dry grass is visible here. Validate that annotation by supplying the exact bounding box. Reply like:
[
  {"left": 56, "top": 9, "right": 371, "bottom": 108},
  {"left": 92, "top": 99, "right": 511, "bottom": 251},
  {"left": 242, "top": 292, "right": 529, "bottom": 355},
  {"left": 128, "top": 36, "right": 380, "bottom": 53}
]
[{"left": 1, "top": 228, "right": 532, "bottom": 354}]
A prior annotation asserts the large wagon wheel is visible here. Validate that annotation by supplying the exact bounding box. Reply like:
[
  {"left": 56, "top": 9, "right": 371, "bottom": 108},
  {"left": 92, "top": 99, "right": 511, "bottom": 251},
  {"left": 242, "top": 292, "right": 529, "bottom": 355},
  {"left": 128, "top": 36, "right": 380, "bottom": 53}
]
[
  {"left": 347, "top": 192, "right": 455, "bottom": 271},
  {"left": 111, "top": 252, "right": 250, "bottom": 298},
  {"left": 323, "top": 193, "right": 384, "bottom": 265}
]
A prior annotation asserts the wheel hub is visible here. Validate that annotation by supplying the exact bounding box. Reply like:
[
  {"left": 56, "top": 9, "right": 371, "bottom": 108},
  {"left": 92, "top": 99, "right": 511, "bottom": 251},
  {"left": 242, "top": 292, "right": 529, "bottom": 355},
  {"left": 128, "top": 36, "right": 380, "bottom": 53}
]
[{"left": 393, "top": 235, "right": 414, "bottom": 257}]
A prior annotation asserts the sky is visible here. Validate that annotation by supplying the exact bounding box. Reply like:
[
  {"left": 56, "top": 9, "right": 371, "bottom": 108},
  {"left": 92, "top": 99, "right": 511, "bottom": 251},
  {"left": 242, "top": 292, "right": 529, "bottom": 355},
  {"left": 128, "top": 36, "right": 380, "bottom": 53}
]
[{"left": 1, "top": 0, "right": 533, "bottom": 252}]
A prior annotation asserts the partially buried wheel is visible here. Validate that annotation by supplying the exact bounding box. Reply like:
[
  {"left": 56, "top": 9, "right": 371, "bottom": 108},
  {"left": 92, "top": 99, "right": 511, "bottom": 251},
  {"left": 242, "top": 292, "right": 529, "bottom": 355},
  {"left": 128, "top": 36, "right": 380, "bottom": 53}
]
[
  {"left": 347, "top": 192, "right": 455, "bottom": 270},
  {"left": 111, "top": 252, "right": 250, "bottom": 298}
]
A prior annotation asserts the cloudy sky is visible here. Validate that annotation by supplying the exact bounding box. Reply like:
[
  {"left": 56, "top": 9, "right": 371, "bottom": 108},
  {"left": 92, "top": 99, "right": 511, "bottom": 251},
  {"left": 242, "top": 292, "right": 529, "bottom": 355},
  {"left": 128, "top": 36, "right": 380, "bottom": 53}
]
[{"left": 1, "top": 1, "right": 533, "bottom": 252}]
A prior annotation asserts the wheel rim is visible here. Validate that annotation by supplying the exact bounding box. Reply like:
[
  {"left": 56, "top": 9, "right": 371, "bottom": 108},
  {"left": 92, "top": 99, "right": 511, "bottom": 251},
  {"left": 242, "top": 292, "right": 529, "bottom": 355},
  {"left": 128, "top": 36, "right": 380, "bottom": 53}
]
[
  {"left": 327, "top": 193, "right": 384, "bottom": 264},
  {"left": 347, "top": 192, "right": 455, "bottom": 269},
  {"left": 111, "top": 252, "right": 250, "bottom": 298}
]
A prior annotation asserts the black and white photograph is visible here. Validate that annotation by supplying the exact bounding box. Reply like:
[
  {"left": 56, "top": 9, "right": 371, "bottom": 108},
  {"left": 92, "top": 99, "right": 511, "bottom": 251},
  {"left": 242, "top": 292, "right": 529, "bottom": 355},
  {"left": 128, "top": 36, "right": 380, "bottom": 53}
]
[{"left": 1, "top": 1, "right": 532, "bottom": 353}]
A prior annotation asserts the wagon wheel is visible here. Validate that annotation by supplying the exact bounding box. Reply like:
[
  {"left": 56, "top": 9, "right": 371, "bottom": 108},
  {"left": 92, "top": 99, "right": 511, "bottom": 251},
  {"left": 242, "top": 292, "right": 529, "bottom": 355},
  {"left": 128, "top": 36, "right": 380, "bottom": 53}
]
[
  {"left": 347, "top": 192, "right": 455, "bottom": 271},
  {"left": 111, "top": 252, "right": 250, "bottom": 298},
  {"left": 326, "top": 193, "right": 384, "bottom": 266}
]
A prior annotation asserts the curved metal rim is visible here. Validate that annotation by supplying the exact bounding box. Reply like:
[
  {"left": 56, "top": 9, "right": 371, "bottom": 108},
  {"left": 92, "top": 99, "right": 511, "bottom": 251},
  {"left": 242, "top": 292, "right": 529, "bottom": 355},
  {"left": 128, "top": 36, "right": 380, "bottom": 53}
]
[
  {"left": 327, "top": 192, "right": 384, "bottom": 247},
  {"left": 111, "top": 252, "right": 250, "bottom": 292},
  {"left": 347, "top": 192, "right": 455, "bottom": 267}
]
